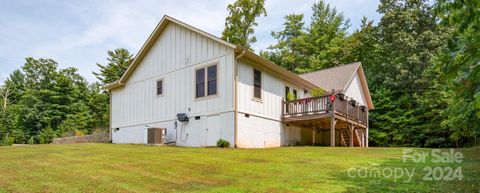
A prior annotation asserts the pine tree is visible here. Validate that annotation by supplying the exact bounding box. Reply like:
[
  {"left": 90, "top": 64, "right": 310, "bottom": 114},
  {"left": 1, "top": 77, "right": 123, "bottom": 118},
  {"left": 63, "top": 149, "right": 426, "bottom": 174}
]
[
  {"left": 93, "top": 48, "right": 133, "bottom": 85},
  {"left": 300, "top": 0, "right": 350, "bottom": 72},
  {"left": 261, "top": 14, "right": 309, "bottom": 72},
  {"left": 221, "top": 0, "right": 266, "bottom": 49}
]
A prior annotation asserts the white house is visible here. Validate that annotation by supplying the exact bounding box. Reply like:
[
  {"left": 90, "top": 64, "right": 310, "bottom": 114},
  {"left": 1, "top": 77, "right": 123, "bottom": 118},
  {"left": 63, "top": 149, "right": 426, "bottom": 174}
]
[{"left": 106, "top": 15, "right": 374, "bottom": 148}]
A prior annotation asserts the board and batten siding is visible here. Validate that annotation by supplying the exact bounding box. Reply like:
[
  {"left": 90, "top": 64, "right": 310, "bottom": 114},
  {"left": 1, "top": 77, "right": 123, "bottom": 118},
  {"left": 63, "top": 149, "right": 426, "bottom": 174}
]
[
  {"left": 110, "top": 22, "right": 235, "bottom": 146},
  {"left": 236, "top": 59, "right": 308, "bottom": 148},
  {"left": 343, "top": 72, "right": 367, "bottom": 106}
]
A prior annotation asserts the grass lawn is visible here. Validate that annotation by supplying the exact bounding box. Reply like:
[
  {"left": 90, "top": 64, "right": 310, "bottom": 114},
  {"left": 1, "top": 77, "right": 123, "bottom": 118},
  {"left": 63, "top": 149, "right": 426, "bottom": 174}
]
[{"left": 0, "top": 144, "right": 478, "bottom": 193}]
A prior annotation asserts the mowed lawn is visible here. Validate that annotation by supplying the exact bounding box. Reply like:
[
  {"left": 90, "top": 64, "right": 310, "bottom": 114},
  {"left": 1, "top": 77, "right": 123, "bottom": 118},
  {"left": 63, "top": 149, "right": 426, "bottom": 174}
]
[{"left": 0, "top": 144, "right": 478, "bottom": 193}]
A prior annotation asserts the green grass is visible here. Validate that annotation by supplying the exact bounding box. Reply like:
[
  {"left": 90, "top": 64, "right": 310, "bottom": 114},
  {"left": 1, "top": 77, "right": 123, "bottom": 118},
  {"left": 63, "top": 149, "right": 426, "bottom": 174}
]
[{"left": 0, "top": 144, "right": 478, "bottom": 193}]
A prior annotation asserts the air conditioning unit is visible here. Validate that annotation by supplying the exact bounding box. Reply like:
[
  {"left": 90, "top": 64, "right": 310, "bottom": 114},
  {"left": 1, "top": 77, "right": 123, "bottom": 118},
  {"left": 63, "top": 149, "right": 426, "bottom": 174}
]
[{"left": 147, "top": 128, "right": 166, "bottom": 144}]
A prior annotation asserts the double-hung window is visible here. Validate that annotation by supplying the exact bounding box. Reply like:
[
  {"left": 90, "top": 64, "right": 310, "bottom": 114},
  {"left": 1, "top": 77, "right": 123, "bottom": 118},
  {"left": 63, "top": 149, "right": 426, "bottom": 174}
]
[{"left": 196, "top": 65, "right": 217, "bottom": 98}]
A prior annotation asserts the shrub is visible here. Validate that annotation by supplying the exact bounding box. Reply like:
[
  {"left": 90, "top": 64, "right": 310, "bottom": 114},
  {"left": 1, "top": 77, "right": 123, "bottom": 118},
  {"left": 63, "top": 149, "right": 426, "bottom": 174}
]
[
  {"left": 286, "top": 92, "right": 296, "bottom": 101},
  {"left": 75, "top": 130, "right": 85, "bottom": 136},
  {"left": 27, "top": 137, "right": 35, "bottom": 145},
  {"left": 11, "top": 129, "right": 26, "bottom": 144},
  {"left": 39, "top": 127, "right": 56, "bottom": 144},
  {"left": 1, "top": 133, "right": 14, "bottom": 146},
  {"left": 216, "top": 139, "right": 230, "bottom": 148},
  {"left": 310, "top": 88, "right": 326, "bottom": 97}
]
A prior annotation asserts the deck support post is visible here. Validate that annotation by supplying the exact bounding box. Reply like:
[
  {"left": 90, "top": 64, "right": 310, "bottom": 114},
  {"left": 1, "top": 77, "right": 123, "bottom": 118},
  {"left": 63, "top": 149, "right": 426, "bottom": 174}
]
[
  {"left": 366, "top": 109, "right": 369, "bottom": 147},
  {"left": 330, "top": 89, "right": 336, "bottom": 147},
  {"left": 312, "top": 127, "right": 316, "bottom": 145},
  {"left": 330, "top": 116, "right": 336, "bottom": 147},
  {"left": 349, "top": 124, "right": 354, "bottom": 147}
]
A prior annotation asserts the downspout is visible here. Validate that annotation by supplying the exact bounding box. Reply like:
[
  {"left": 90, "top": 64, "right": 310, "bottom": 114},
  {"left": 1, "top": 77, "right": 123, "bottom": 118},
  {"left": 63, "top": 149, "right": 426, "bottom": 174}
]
[{"left": 234, "top": 50, "right": 245, "bottom": 148}]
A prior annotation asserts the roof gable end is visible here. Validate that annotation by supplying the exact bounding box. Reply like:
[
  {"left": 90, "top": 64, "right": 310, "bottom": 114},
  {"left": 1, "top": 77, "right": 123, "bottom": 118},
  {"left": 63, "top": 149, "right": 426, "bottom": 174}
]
[{"left": 106, "top": 15, "right": 236, "bottom": 89}]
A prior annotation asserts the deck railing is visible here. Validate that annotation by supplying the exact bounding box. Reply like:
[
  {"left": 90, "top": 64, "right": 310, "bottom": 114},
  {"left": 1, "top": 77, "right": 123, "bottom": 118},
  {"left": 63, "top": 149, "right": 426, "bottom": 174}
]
[{"left": 283, "top": 94, "right": 368, "bottom": 124}]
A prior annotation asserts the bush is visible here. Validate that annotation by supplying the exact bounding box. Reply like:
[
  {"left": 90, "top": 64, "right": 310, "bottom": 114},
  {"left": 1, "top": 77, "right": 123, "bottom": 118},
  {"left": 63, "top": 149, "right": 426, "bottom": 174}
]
[
  {"left": 216, "top": 139, "right": 230, "bottom": 148},
  {"left": 310, "top": 88, "right": 326, "bottom": 97},
  {"left": 27, "top": 137, "right": 35, "bottom": 145},
  {"left": 11, "top": 129, "right": 26, "bottom": 144},
  {"left": 75, "top": 130, "right": 85, "bottom": 136},
  {"left": 1, "top": 133, "right": 14, "bottom": 146},
  {"left": 39, "top": 127, "right": 56, "bottom": 144},
  {"left": 286, "top": 92, "right": 296, "bottom": 101}
]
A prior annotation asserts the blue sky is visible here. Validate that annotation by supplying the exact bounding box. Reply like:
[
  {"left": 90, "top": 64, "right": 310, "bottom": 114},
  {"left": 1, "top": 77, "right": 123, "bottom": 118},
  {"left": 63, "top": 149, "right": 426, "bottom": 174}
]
[{"left": 0, "top": 0, "right": 380, "bottom": 83}]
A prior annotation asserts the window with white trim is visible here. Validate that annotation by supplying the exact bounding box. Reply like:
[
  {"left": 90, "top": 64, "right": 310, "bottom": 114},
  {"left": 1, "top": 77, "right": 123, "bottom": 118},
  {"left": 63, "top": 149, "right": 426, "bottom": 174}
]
[
  {"left": 195, "top": 64, "right": 217, "bottom": 98},
  {"left": 253, "top": 69, "right": 262, "bottom": 99},
  {"left": 156, "top": 80, "right": 163, "bottom": 96}
]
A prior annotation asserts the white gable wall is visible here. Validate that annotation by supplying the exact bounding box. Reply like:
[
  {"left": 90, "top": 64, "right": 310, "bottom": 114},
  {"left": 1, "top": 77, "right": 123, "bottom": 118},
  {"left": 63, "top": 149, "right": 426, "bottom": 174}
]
[
  {"left": 344, "top": 72, "right": 367, "bottom": 106},
  {"left": 111, "top": 23, "right": 235, "bottom": 146}
]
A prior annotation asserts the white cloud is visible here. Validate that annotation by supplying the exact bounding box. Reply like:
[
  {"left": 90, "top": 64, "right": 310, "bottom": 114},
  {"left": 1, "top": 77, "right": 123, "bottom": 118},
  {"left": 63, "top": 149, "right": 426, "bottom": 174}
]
[{"left": 0, "top": 0, "right": 380, "bottom": 83}]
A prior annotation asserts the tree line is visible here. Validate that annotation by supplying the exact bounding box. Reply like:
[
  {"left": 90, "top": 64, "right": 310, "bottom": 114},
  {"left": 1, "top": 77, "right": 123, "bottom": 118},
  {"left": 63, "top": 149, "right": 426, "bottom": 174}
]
[
  {"left": 221, "top": 0, "right": 479, "bottom": 147},
  {"left": 0, "top": 49, "right": 133, "bottom": 145},
  {"left": 0, "top": 0, "right": 478, "bottom": 147}
]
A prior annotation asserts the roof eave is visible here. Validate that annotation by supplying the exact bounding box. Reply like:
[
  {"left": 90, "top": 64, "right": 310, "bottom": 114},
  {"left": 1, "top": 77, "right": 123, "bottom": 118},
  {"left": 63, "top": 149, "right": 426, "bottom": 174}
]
[
  {"left": 105, "top": 81, "right": 125, "bottom": 91},
  {"left": 235, "top": 47, "right": 318, "bottom": 90},
  {"left": 113, "top": 15, "right": 237, "bottom": 87}
]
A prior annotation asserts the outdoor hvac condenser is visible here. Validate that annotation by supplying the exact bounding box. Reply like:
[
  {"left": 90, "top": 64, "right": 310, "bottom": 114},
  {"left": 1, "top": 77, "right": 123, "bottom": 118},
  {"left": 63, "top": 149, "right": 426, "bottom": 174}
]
[{"left": 147, "top": 128, "right": 166, "bottom": 144}]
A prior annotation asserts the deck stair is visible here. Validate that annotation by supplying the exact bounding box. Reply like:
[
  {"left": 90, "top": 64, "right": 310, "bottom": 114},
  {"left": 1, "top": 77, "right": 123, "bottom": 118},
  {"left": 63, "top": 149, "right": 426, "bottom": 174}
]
[{"left": 340, "top": 129, "right": 350, "bottom": 146}]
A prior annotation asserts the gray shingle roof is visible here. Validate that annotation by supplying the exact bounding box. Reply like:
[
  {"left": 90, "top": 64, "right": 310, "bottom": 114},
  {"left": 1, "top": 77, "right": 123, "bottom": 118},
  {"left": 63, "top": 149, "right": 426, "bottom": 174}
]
[{"left": 299, "top": 62, "right": 361, "bottom": 92}]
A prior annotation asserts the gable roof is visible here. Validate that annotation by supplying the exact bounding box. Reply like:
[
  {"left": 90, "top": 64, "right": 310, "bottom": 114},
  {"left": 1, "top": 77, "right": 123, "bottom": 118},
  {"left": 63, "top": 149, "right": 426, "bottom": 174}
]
[
  {"left": 299, "top": 62, "right": 374, "bottom": 109},
  {"left": 105, "top": 15, "right": 317, "bottom": 90},
  {"left": 299, "top": 62, "right": 360, "bottom": 92},
  {"left": 105, "top": 15, "right": 236, "bottom": 89}
]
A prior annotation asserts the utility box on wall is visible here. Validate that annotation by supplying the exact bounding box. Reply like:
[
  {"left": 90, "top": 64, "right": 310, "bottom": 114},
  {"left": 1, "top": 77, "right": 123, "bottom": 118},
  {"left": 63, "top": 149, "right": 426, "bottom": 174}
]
[{"left": 147, "top": 128, "right": 166, "bottom": 144}]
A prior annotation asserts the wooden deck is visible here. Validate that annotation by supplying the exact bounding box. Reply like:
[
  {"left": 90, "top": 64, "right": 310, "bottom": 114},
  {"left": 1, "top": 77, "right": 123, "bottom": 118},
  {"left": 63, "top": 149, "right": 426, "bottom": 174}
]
[
  {"left": 282, "top": 94, "right": 369, "bottom": 147},
  {"left": 283, "top": 94, "right": 368, "bottom": 127}
]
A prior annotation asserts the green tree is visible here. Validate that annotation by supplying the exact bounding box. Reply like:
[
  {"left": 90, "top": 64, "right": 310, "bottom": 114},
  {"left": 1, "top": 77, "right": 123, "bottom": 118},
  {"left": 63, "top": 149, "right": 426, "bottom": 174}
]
[
  {"left": 368, "top": 0, "right": 449, "bottom": 147},
  {"left": 221, "top": 0, "right": 266, "bottom": 49},
  {"left": 298, "top": 0, "right": 350, "bottom": 72},
  {"left": 93, "top": 48, "right": 133, "bottom": 85},
  {"left": 0, "top": 57, "right": 107, "bottom": 144},
  {"left": 342, "top": 17, "right": 381, "bottom": 77},
  {"left": 439, "top": 0, "right": 480, "bottom": 147},
  {"left": 261, "top": 14, "right": 309, "bottom": 72}
]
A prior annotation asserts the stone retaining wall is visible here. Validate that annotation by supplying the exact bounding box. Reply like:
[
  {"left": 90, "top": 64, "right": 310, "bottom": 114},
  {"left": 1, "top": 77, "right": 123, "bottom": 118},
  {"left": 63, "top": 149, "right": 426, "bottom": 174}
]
[{"left": 52, "top": 133, "right": 111, "bottom": 144}]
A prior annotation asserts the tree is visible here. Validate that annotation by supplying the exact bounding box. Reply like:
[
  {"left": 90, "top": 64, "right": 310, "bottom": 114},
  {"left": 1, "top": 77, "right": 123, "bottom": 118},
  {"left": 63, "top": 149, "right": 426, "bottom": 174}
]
[
  {"left": 262, "top": 1, "right": 350, "bottom": 73},
  {"left": 93, "top": 48, "right": 133, "bottom": 85},
  {"left": 367, "top": 0, "right": 449, "bottom": 147},
  {"left": 92, "top": 48, "right": 133, "bottom": 130},
  {"left": 261, "top": 14, "right": 309, "bottom": 72},
  {"left": 0, "top": 84, "right": 13, "bottom": 110},
  {"left": 221, "top": 0, "right": 266, "bottom": 49},
  {"left": 0, "top": 57, "right": 109, "bottom": 144},
  {"left": 342, "top": 17, "right": 381, "bottom": 76},
  {"left": 439, "top": 0, "right": 480, "bottom": 147},
  {"left": 298, "top": 0, "right": 350, "bottom": 72}
]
